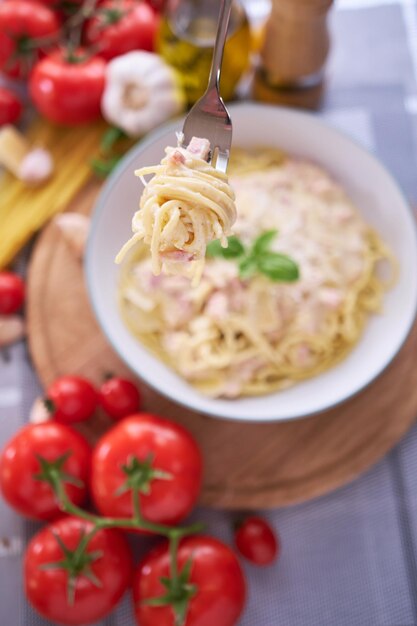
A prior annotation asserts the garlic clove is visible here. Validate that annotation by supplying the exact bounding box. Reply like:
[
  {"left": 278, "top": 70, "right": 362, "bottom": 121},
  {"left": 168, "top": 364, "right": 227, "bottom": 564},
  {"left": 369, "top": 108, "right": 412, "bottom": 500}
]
[
  {"left": 18, "top": 147, "right": 54, "bottom": 186},
  {"left": 0, "top": 315, "right": 25, "bottom": 346},
  {"left": 54, "top": 213, "right": 90, "bottom": 260},
  {"left": 29, "top": 397, "right": 51, "bottom": 424}
]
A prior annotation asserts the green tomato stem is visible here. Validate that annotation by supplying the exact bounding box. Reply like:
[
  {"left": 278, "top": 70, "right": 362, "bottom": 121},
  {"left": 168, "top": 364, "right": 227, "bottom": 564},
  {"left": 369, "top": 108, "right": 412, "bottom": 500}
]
[
  {"left": 169, "top": 532, "right": 180, "bottom": 589},
  {"left": 50, "top": 469, "right": 203, "bottom": 539}
]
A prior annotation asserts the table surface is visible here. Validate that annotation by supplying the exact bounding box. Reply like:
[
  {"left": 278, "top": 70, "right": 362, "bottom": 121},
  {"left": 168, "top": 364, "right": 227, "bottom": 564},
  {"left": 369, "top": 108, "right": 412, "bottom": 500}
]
[{"left": 2, "top": 1, "right": 417, "bottom": 625}]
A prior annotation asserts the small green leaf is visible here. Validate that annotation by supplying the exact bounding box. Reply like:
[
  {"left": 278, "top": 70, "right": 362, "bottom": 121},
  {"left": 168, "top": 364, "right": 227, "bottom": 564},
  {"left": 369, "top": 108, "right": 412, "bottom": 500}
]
[
  {"left": 257, "top": 253, "right": 300, "bottom": 282},
  {"left": 91, "top": 156, "right": 122, "bottom": 179},
  {"left": 238, "top": 256, "right": 258, "bottom": 279},
  {"left": 252, "top": 229, "right": 278, "bottom": 255},
  {"left": 206, "top": 236, "right": 245, "bottom": 259},
  {"left": 100, "top": 126, "right": 126, "bottom": 153}
]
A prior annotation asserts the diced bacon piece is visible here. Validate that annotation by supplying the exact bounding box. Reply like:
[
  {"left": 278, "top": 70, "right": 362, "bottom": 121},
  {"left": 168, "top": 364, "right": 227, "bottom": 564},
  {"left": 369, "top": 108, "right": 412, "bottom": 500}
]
[
  {"left": 161, "top": 250, "right": 194, "bottom": 262},
  {"left": 334, "top": 205, "right": 354, "bottom": 223},
  {"left": 205, "top": 292, "right": 229, "bottom": 320},
  {"left": 294, "top": 344, "right": 313, "bottom": 368},
  {"left": 319, "top": 287, "right": 342, "bottom": 309},
  {"left": 168, "top": 150, "right": 186, "bottom": 166},
  {"left": 222, "top": 380, "right": 242, "bottom": 398},
  {"left": 229, "top": 278, "right": 245, "bottom": 311},
  {"left": 165, "top": 298, "right": 193, "bottom": 329},
  {"left": 187, "top": 137, "right": 211, "bottom": 160}
]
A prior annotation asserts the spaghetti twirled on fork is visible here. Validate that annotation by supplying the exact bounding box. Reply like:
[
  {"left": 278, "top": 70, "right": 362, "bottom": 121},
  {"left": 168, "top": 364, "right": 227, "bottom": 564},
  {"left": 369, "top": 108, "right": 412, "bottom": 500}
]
[{"left": 116, "top": 137, "right": 237, "bottom": 285}]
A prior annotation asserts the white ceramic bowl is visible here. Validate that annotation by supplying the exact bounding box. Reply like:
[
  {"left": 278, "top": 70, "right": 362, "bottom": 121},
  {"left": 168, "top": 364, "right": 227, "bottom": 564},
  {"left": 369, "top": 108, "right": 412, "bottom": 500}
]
[{"left": 86, "top": 103, "right": 417, "bottom": 422}]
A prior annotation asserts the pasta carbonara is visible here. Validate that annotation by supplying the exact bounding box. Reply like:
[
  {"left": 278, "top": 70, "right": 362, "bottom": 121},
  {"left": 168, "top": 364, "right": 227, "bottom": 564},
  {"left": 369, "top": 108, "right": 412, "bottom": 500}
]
[
  {"left": 118, "top": 149, "right": 395, "bottom": 398},
  {"left": 116, "top": 136, "right": 237, "bottom": 285}
]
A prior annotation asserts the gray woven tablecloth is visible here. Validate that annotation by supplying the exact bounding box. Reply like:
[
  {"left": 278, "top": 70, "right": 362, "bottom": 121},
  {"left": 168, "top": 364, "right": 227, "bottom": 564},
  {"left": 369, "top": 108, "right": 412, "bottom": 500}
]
[{"left": 2, "top": 1, "right": 417, "bottom": 625}]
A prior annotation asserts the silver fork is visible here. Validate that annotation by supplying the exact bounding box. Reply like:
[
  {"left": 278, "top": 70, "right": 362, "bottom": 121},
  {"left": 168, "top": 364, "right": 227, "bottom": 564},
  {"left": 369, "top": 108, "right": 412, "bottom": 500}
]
[{"left": 180, "top": 0, "right": 233, "bottom": 174}]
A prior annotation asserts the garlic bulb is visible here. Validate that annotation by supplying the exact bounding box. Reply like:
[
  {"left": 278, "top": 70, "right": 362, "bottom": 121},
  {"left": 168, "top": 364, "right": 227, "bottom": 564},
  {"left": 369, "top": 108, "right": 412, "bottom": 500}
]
[{"left": 101, "top": 51, "right": 185, "bottom": 137}]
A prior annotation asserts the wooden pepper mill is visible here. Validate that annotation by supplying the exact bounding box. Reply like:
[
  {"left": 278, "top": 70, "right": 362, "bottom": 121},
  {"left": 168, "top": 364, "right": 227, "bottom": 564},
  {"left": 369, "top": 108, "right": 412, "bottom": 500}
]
[{"left": 253, "top": 0, "right": 334, "bottom": 109}]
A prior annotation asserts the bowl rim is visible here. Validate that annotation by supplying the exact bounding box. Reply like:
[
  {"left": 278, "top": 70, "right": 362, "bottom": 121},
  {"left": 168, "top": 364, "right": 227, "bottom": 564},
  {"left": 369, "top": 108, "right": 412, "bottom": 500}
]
[{"left": 86, "top": 102, "right": 417, "bottom": 423}]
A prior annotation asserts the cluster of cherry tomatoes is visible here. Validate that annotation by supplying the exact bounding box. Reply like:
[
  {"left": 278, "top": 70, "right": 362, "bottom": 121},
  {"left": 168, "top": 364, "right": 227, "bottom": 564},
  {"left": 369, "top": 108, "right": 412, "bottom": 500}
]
[{"left": 0, "top": 0, "right": 162, "bottom": 126}]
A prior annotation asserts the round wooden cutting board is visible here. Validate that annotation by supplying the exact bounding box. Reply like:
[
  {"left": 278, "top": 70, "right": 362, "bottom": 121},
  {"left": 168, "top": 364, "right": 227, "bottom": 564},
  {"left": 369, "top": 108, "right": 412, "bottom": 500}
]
[{"left": 27, "top": 182, "right": 417, "bottom": 510}]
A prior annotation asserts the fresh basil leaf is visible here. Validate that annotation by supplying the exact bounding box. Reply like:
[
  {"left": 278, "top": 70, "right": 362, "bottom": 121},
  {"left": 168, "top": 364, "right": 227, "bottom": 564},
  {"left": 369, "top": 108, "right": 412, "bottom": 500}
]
[
  {"left": 238, "top": 255, "right": 258, "bottom": 279},
  {"left": 257, "top": 252, "right": 299, "bottom": 282},
  {"left": 206, "top": 236, "right": 245, "bottom": 259},
  {"left": 252, "top": 229, "right": 278, "bottom": 256},
  {"left": 206, "top": 239, "right": 224, "bottom": 258},
  {"left": 223, "top": 236, "right": 246, "bottom": 258}
]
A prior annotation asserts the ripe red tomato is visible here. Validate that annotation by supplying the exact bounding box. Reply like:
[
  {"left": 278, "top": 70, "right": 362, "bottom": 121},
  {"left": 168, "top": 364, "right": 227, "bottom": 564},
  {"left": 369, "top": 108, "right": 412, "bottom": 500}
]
[
  {"left": 0, "top": 0, "right": 60, "bottom": 78},
  {"left": 91, "top": 414, "right": 202, "bottom": 527},
  {"left": 0, "top": 88, "right": 23, "bottom": 126},
  {"left": 0, "top": 422, "right": 91, "bottom": 520},
  {"left": 25, "top": 516, "right": 133, "bottom": 625},
  {"left": 0, "top": 271, "right": 25, "bottom": 314},
  {"left": 29, "top": 49, "right": 106, "bottom": 125},
  {"left": 46, "top": 375, "right": 98, "bottom": 424},
  {"left": 133, "top": 536, "right": 246, "bottom": 626},
  {"left": 85, "top": 0, "right": 158, "bottom": 60},
  {"left": 99, "top": 376, "right": 141, "bottom": 420},
  {"left": 235, "top": 516, "right": 279, "bottom": 566}
]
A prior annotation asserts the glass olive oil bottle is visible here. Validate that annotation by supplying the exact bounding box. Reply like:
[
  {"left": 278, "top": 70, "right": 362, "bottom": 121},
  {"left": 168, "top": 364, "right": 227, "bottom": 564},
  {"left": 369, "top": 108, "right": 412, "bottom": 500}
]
[{"left": 157, "top": 0, "right": 250, "bottom": 105}]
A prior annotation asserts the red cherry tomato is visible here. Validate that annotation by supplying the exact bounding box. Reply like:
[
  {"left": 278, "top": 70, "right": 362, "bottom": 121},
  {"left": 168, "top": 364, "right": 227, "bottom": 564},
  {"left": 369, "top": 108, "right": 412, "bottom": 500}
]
[
  {"left": 0, "top": 1, "right": 60, "bottom": 78},
  {"left": 29, "top": 49, "right": 106, "bottom": 125},
  {"left": 0, "top": 271, "right": 25, "bottom": 314},
  {"left": 25, "top": 516, "right": 132, "bottom": 625},
  {"left": 46, "top": 376, "right": 98, "bottom": 424},
  {"left": 133, "top": 536, "right": 246, "bottom": 626},
  {"left": 235, "top": 516, "right": 279, "bottom": 566},
  {"left": 91, "top": 413, "right": 202, "bottom": 527},
  {"left": 0, "top": 88, "right": 23, "bottom": 125},
  {"left": 0, "top": 422, "right": 91, "bottom": 520},
  {"left": 85, "top": 0, "right": 158, "bottom": 60},
  {"left": 99, "top": 376, "right": 141, "bottom": 420}
]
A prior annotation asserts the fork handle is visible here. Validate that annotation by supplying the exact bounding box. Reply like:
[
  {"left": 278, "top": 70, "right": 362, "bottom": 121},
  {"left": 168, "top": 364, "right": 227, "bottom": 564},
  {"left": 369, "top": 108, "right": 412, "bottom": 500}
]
[{"left": 207, "top": 0, "right": 234, "bottom": 92}]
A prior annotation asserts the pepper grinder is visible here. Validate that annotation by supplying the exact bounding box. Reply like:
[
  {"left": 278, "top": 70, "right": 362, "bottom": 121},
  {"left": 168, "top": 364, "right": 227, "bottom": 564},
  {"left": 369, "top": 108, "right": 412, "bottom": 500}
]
[{"left": 253, "top": 0, "right": 334, "bottom": 109}]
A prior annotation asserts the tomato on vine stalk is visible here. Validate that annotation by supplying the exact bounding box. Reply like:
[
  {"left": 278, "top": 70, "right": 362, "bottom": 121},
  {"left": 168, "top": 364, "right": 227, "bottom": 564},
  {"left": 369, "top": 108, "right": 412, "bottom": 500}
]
[
  {"left": 25, "top": 516, "right": 132, "bottom": 626},
  {"left": 19, "top": 410, "right": 245, "bottom": 626},
  {"left": 91, "top": 414, "right": 202, "bottom": 526},
  {"left": 29, "top": 48, "right": 106, "bottom": 124},
  {"left": 133, "top": 536, "right": 246, "bottom": 626},
  {"left": 0, "top": 0, "right": 61, "bottom": 78},
  {"left": 85, "top": 0, "right": 158, "bottom": 60},
  {"left": 0, "top": 422, "right": 91, "bottom": 520}
]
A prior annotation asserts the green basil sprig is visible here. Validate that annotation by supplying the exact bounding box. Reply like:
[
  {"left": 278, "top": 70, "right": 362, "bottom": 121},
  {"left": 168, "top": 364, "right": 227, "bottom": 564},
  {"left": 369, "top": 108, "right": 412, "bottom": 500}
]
[{"left": 206, "top": 229, "right": 299, "bottom": 282}]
